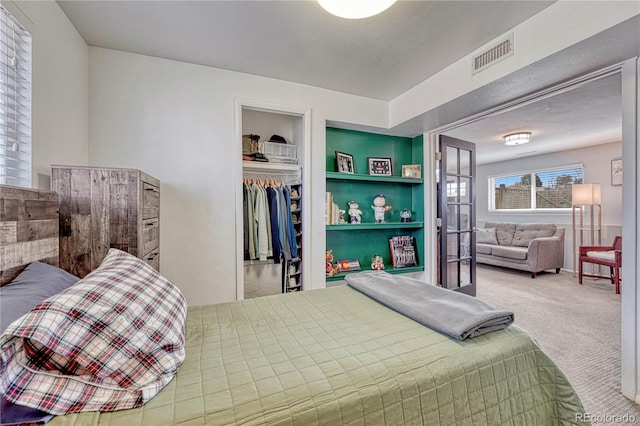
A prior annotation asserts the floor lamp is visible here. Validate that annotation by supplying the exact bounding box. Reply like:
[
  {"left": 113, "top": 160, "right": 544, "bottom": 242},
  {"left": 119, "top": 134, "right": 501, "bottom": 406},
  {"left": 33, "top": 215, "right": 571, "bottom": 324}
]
[{"left": 572, "top": 183, "right": 601, "bottom": 277}]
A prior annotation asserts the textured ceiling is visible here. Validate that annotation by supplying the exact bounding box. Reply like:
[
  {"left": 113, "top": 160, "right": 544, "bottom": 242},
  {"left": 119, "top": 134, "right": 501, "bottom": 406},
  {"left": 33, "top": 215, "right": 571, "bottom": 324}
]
[
  {"left": 57, "top": 0, "right": 554, "bottom": 101},
  {"left": 444, "top": 73, "right": 622, "bottom": 165}
]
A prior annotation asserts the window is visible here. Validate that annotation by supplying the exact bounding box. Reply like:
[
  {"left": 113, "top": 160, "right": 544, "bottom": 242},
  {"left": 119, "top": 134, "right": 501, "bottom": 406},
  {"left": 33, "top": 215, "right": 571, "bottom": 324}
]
[
  {"left": 490, "top": 165, "right": 583, "bottom": 211},
  {"left": 0, "top": 6, "right": 31, "bottom": 187}
]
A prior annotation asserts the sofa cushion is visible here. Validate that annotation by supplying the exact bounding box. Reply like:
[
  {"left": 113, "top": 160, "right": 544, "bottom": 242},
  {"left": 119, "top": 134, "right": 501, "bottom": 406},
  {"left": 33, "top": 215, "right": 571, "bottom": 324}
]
[
  {"left": 586, "top": 250, "right": 616, "bottom": 262},
  {"left": 512, "top": 223, "right": 557, "bottom": 247},
  {"left": 476, "top": 243, "right": 494, "bottom": 255},
  {"left": 484, "top": 222, "right": 517, "bottom": 246},
  {"left": 491, "top": 245, "right": 528, "bottom": 260},
  {"left": 477, "top": 228, "right": 498, "bottom": 245}
]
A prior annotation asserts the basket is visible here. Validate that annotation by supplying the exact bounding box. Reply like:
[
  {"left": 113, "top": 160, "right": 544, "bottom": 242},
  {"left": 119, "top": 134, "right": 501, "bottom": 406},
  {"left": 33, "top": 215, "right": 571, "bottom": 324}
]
[{"left": 262, "top": 141, "right": 298, "bottom": 164}]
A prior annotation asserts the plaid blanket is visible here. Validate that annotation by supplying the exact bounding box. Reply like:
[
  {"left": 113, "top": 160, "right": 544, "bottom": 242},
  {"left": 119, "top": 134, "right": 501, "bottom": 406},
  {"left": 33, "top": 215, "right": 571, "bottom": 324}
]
[{"left": 0, "top": 249, "right": 187, "bottom": 415}]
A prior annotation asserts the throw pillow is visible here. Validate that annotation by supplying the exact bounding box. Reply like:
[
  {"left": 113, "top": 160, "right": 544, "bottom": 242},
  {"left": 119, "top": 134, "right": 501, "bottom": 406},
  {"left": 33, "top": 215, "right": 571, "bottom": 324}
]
[{"left": 477, "top": 228, "right": 498, "bottom": 245}]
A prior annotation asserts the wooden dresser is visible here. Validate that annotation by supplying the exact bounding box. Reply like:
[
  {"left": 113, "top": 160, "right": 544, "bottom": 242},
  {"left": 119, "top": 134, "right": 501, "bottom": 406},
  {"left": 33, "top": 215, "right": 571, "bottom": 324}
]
[{"left": 51, "top": 165, "right": 160, "bottom": 278}]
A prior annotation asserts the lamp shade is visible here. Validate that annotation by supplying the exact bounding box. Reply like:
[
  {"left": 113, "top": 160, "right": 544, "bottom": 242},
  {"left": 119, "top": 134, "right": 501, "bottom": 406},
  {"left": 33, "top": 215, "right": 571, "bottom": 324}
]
[{"left": 572, "top": 183, "right": 601, "bottom": 205}]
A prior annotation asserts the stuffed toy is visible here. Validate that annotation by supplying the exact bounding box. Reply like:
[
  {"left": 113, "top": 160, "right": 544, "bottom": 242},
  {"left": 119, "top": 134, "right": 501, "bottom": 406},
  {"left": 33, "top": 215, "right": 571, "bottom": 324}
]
[
  {"left": 347, "top": 200, "right": 363, "bottom": 224},
  {"left": 325, "top": 250, "right": 341, "bottom": 277},
  {"left": 371, "top": 194, "right": 392, "bottom": 223}
]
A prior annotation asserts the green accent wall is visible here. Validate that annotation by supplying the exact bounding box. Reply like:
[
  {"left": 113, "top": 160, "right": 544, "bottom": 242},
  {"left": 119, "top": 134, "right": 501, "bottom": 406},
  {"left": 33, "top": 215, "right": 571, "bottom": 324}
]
[{"left": 326, "top": 127, "right": 424, "bottom": 281}]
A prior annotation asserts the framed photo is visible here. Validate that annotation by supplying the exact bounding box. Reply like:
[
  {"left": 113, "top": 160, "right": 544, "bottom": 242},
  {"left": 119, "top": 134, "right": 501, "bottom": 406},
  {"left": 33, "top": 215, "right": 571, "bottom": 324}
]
[
  {"left": 611, "top": 158, "right": 622, "bottom": 186},
  {"left": 368, "top": 157, "right": 392, "bottom": 176},
  {"left": 336, "top": 151, "right": 354, "bottom": 174},
  {"left": 402, "top": 164, "right": 422, "bottom": 179}
]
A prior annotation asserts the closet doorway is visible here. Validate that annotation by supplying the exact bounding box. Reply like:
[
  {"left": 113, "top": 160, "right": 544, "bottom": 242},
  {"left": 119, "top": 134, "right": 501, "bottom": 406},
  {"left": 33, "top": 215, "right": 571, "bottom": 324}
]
[{"left": 234, "top": 99, "right": 311, "bottom": 300}]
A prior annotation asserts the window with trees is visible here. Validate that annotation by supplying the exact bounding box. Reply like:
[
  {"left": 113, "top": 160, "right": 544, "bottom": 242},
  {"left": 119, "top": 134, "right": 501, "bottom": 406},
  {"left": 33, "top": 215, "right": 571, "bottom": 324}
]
[{"left": 489, "top": 165, "right": 583, "bottom": 211}]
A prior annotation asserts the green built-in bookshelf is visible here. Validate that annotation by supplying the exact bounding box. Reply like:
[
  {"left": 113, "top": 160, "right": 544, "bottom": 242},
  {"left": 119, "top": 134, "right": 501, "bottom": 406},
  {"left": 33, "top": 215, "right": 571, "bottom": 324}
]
[{"left": 325, "top": 127, "right": 424, "bottom": 282}]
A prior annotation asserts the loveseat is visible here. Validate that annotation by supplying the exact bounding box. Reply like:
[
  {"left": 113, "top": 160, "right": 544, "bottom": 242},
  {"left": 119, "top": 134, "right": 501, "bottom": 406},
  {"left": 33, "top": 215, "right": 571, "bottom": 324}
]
[{"left": 476, "top": 222, "right": 565, "bottom": 278}]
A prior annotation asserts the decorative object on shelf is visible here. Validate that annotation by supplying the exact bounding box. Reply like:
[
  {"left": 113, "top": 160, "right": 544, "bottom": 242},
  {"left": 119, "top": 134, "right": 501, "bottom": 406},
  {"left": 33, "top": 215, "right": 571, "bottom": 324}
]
[
  {"left": 338, "top": 209, "right": 346, "bottom": 224},
  {"left": 368, "top": 157, "right": 392, "bottom": 176},
  {"left": 336, "top": 151, "right": 355, "bottom": 174},
  {"left": 611, "top": 158, "right": 622, "bottom": 186},
  {"left": 242, "top": 133, "right": 260, "bottom": 154},
  {"left": 389, "top": 236, "right": 418, "bottom": 268},
  {"left": 325, "top": 250, "right": 341, "bottom": 276},
  {"left": 400, "top": 209, "right": 412, "bottom": 222},
  {"left": 348, "top": 200, "right": 363, "bottom": 224},
  {"left": 571, "top": 183, "right": 602, "bottom": 277},
  {"left": 371, "top": 254, "right": 385, "bottom": 270},
  {"left": 372, "top": 194, "right": 392, "bottom": 223},
  {"left": 338, "top": 259, "right": 361, "bottom": 272},
  {"left": 402, "top": 164, "right": 422, "bottom": 178}
]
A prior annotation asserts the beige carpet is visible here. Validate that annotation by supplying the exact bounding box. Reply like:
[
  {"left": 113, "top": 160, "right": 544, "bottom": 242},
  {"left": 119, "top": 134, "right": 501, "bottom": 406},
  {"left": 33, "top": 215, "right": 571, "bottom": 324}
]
[{"left": 476, "top": 264, "right": 639, "bottom": 425}]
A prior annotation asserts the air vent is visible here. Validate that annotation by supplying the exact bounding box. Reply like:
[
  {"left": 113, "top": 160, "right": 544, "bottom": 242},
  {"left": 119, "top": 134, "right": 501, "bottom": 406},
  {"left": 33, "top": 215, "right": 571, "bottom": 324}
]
[{"left": 472, "top": 33, "right": 514, "bottom": 74}]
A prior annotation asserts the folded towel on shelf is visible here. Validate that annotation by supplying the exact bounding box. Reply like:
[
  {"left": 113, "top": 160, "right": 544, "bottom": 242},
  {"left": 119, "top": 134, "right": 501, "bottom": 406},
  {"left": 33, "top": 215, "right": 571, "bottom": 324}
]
[{"left": 345, "top": 271, "right": 514, "bottom": 340}]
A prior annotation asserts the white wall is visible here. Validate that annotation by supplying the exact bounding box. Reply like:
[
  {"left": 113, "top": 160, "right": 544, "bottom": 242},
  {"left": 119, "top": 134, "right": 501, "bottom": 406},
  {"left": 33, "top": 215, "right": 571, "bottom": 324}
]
[
  {"left": 88, "top": 47, "right": 388, "bottom": 306},
  {"left": 477, "top": 141, "right": 622, "bottom": 270},
  {"left": 2, "top": 0, "right": 89, "bottom": 189}
]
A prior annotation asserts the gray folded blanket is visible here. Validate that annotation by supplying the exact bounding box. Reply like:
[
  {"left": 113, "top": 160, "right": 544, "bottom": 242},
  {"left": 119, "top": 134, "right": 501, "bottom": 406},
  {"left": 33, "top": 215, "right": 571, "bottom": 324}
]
[{"left": 345, "top": 271, "right": 514, "bottom": 340}]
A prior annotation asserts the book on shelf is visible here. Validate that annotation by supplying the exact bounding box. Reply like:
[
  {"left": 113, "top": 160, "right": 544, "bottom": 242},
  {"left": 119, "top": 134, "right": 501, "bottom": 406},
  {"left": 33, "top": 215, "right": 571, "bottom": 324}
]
[{"left": 389, "top": 236, "right": 418, "bottom": 268}]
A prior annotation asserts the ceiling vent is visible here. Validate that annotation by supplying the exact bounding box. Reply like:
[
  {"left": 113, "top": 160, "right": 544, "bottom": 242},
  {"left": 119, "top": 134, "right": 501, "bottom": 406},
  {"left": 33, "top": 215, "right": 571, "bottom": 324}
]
[{"left": 472, "top": 33, "right": 514, "bottom": 74}]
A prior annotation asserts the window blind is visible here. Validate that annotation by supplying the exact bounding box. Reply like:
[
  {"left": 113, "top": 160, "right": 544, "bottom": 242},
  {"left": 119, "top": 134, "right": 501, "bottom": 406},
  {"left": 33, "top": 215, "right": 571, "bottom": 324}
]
[
  {"left": 491, "top": 165, "right": 584, "bottom": 210},
  {"left": 0, "top": 6, "right": 31, "bottom": 187}
]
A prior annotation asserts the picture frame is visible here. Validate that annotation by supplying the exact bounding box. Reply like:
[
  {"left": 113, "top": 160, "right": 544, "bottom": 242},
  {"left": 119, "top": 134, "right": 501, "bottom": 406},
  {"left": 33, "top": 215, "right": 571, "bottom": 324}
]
[
  {"left": 402, "top": 164, "right": 422, "bottom": 179},
  {"left": 368, "top": 157, "right": 392, "bottom": 176},
  {"left": 611, "top": 158, "right": 622, "bottom": 186},
  {"left": 335, "top": 151, "right": 354, "bottom": 174}
]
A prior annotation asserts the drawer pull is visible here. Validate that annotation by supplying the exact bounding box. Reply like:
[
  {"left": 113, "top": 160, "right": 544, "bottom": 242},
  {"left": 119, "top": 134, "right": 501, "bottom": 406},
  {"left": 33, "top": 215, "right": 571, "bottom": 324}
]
[{"left": 147, "top": 253, "right": 158, "bottom": 261}]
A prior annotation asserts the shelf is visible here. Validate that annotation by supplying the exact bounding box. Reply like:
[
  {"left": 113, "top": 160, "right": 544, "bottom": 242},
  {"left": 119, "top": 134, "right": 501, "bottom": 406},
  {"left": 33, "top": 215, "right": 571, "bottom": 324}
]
[
  {"left": 326, "top": 222, "right": 423, "bottom": 231},
  {"left": 325, "top": 265, "right": 425, "bottom": 282},
  {"left": 326, "top": 172, "right": 423, "bottom": 184},
  {"left": 243, "top": 161, "right": 300, "bottom": 172}
]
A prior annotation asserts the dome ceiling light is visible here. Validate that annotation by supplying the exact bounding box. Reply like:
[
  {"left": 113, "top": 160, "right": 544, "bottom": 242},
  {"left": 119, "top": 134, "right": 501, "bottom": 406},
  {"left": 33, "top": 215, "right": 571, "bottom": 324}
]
[
  {"left": 503, "top": 132, "right": 531, "bottom": 146},
  {"left": 317, "top": 0, "right": 397, "bottom": 19}
]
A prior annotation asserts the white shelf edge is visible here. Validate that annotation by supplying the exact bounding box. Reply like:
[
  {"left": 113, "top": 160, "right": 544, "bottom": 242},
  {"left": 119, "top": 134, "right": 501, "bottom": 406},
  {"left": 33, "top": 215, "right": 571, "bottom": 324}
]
[{"left": 242, "top": 162, "right": 301, "bottom": 172}]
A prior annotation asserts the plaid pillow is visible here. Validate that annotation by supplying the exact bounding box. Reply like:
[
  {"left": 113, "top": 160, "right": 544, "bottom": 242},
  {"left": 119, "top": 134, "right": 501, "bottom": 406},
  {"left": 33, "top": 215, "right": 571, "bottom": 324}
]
[{"left": 0, "top": 249, "right": 187, "bottom": 414}]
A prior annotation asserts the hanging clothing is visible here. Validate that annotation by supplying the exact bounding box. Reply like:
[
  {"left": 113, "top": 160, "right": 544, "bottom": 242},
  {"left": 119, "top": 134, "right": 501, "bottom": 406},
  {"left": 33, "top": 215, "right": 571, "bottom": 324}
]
[{"left": 267, "top": 187, "right": 282, "bottom": 263}]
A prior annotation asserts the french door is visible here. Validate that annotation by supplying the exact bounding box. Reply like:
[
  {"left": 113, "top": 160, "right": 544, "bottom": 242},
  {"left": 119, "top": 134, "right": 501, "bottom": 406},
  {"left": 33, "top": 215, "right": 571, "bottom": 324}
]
[{"left": 438, "top": 135, "right": 477, "bottom": 296}]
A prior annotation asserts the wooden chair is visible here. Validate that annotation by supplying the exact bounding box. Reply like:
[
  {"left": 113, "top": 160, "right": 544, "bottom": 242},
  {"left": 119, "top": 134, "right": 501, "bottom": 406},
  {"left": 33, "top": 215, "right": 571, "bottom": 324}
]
[{"left": 578, "top": 236, "right": 622, "bottom": 294}]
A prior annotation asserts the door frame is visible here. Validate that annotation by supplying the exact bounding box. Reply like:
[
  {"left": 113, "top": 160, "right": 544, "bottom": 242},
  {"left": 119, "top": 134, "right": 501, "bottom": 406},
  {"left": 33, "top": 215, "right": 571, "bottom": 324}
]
[
  {"left": 233, "top": 97, "right": 312, "bottom": 301},
  {"left": 423, "top": 60, "right": 638, "bottom": 401}
]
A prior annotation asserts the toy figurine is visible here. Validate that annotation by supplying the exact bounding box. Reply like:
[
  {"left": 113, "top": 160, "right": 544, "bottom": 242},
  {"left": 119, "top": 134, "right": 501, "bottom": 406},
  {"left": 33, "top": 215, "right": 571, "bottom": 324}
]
[
  {"left": 325, "top": 250, "right": 341, "bottom": 277},
  {"left": 338, "top": 209, "right": 346, "bottom": 224},
  {"left": 371, "top": 194, "right": 392, "bottom": 223},
  {"left": 371, "top": 254, "right": 385, "bottom": 270},
  {"left": 400, "top": 209, "right": 412, "bottom": 222},
  {"left": 347, "top": 200, "right": 363, "bottom": 224}
]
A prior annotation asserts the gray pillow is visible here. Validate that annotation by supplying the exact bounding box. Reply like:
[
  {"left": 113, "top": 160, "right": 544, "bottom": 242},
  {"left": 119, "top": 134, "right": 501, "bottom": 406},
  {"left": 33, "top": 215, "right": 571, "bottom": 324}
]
[
  {"left": 0, "top": 261, "right": 79, "bottom": 332},
  {"left": 477, "top": 227, "right": 499, "bottom": 245}
]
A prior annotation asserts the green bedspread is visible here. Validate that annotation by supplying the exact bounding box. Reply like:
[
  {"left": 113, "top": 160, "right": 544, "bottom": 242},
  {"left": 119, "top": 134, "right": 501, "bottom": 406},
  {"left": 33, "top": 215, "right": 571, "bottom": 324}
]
[{"left": 49, "top": 286, "right": 587, "bottom": 425}]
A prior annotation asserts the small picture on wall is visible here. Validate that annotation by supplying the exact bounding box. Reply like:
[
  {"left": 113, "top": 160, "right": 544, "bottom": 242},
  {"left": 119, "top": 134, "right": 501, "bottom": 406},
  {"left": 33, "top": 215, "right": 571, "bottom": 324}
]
[
  {"left": 402, "top": 164, "right": 422, "bottom": 179},
  {"left": 368, "top": 157, "right": 392, "bottom": 176},
  {"left": 611, "top": 158, "right": 622, "bottom": 186},
  {"left": 336, "top": 151, "right": 355, "bottom": 174}
]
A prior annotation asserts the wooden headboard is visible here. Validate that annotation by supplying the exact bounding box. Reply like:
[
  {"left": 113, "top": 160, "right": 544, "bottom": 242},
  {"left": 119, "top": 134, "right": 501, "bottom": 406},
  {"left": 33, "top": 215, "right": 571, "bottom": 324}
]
[{"left": 0, "top": 184, "right": 60, "bottom": 285}]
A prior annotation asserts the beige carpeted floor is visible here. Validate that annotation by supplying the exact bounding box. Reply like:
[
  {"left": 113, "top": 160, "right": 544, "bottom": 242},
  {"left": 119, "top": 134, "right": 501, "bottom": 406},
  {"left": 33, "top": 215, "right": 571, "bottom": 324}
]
[{"left": 476, "top": 264, "right": 640, "bottom": 425}]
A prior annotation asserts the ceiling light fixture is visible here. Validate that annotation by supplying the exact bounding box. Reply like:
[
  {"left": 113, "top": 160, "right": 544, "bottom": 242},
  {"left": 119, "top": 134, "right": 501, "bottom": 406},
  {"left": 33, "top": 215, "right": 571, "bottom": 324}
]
[
  {"left": 503, "top": 132, "right": 531, "bottom": 146},
  {"left": 317, "top": 0, "right": 397, "bottom": 19}
]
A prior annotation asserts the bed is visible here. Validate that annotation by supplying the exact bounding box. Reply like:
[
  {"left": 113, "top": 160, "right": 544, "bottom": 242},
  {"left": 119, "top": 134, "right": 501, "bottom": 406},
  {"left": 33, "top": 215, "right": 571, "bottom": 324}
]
[{"left": 0, "top": 185, "right": 588, "bottom": 425}]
